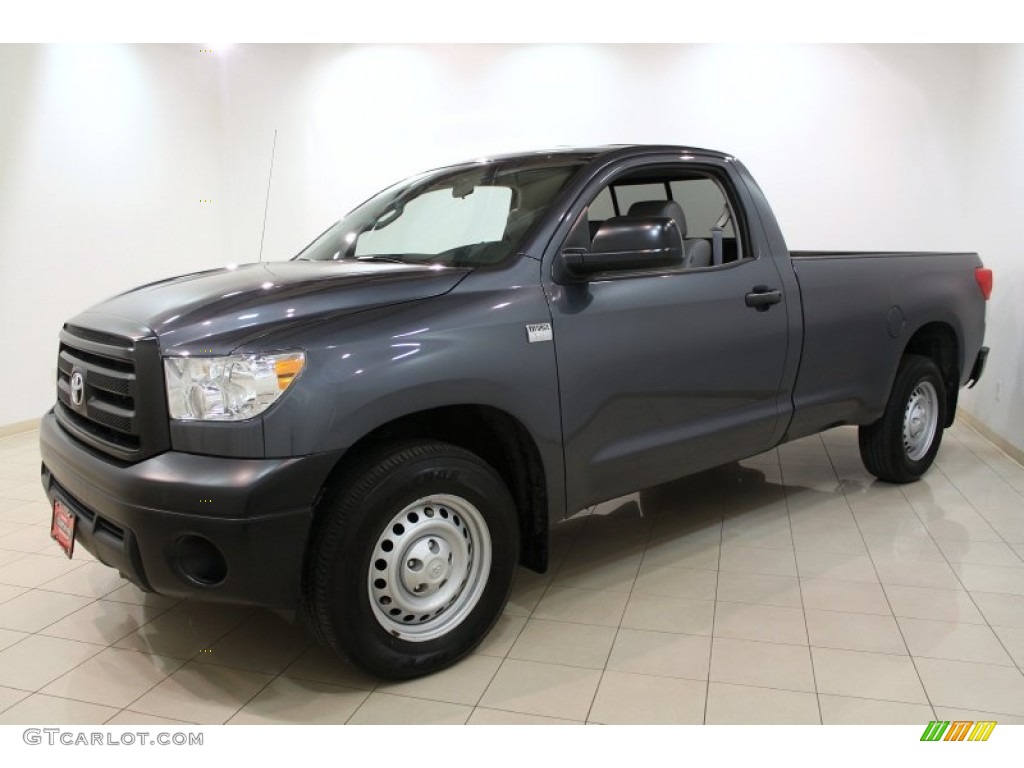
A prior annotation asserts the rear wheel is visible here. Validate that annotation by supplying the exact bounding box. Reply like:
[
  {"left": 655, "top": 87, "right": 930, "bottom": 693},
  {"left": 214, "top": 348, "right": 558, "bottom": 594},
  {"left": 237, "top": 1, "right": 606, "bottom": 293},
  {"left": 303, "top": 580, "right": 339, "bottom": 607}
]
[
  {"left": 305, "top": 441, "right": 519, "bottom": 679},
  {"left": 859, "top": 354, "right": 947, "bottom": 483}
]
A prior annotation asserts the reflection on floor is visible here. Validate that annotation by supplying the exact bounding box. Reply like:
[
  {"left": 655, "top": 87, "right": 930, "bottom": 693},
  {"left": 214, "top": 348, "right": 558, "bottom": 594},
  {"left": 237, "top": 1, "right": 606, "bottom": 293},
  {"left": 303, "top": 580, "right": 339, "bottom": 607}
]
[{"left": 1, "top": 421, "right": 1023, "bottom": 724}]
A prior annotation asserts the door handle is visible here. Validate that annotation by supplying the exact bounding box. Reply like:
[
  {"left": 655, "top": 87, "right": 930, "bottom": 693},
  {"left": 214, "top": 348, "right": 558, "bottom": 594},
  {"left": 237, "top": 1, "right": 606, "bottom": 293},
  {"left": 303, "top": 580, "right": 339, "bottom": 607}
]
[{"left": 745, "top": 286, "right": 783, "bottom": 311}]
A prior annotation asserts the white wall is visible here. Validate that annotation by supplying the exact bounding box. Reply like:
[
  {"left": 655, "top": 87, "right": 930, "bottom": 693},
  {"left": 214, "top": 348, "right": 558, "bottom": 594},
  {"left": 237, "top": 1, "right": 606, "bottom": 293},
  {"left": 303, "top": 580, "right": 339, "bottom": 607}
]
[
  {"left": 233, "top": 44, "right": 978, "bottom": 265},
  {"left": 958, "top": 45, "right": 1024, "bottom": 454},
  {"left": 1, "top": 43, "right": 1018, "bottom": 454},
  {"left": 0, "top": 44, "right": 228, "bottom": 426}
]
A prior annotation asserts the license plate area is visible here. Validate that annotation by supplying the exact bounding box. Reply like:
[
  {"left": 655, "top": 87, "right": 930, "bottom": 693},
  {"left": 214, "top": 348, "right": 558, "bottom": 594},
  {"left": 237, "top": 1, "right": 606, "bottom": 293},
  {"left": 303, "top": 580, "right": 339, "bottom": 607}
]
[{"left": 51, "top": 498, "right": 77, "bottom": 559}]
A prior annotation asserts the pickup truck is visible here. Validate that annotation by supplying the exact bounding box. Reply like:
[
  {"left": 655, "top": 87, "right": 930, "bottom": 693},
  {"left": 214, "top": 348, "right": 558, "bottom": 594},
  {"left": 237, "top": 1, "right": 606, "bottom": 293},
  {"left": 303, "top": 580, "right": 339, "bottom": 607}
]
[{"left": 39, "top": 144, "right": 992, "bottom": 679}]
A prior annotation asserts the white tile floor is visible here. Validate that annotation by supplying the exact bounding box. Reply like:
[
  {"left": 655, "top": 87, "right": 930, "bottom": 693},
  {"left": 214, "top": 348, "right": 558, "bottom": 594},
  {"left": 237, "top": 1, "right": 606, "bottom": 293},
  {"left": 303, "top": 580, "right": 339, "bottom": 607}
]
[{"left": 1, "top": 421, "right": 1023, "bottom": 725}]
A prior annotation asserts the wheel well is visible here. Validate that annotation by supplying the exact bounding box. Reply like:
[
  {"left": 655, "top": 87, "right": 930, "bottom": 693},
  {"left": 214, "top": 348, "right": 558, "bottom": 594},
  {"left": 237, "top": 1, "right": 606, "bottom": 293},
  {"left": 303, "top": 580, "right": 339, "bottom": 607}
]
[
  {"left": 310, "top": 405, "right": 549, "bottom": 574},
  {"left": 903, "top": 322, "right": 960, "bottom": 427}
]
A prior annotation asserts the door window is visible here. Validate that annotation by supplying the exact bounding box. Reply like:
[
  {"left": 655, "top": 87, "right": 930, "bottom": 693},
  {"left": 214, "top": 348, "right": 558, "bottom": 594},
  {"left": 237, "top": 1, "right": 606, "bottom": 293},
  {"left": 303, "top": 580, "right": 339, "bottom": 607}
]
[{"left": 583, "top": 168, "right": 745, "bottom": 268}]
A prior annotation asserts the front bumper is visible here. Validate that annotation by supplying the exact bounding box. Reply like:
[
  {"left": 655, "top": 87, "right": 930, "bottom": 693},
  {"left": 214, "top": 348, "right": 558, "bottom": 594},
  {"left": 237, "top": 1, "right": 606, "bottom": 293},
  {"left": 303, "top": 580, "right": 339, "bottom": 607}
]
[{"left": 39, "top": 410, "right": 343, "bottom": 608}]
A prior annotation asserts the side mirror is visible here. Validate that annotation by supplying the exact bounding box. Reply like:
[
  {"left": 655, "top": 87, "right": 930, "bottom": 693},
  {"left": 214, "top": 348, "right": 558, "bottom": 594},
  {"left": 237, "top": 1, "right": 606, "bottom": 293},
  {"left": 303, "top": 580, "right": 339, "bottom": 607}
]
[{"left": 559, "top": 217, "right": 683, "bottom": 279}]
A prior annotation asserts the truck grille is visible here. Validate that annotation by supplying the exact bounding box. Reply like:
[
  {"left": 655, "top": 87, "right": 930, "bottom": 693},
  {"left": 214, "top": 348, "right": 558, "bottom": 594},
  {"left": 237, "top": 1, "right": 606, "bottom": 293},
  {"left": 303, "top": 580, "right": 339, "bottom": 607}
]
[{"left": 54, "top": 322, "right": 170, "bottom": 462}]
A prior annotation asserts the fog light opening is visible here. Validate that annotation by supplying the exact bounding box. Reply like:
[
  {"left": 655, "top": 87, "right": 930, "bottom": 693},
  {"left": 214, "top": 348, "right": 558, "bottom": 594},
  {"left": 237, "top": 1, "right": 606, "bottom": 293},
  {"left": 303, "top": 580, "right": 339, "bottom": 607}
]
[{"left": 174, "top": 535, "right": 228, "bottom": 586}]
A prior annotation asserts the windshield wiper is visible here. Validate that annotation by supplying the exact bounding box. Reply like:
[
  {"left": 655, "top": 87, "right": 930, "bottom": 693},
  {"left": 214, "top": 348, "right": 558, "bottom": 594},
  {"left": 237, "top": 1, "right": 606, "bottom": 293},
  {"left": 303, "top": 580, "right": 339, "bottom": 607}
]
[{"left": 354, "top": 255, "right": 415, "bottom": 265}]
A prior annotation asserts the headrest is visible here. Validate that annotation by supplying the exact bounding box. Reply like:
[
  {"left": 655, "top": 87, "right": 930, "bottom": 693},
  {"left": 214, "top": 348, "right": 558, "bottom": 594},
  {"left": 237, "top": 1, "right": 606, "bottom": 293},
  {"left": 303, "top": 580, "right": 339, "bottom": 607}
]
[{"left": 628, "top": 200, "right": 688, "bottom": 239}]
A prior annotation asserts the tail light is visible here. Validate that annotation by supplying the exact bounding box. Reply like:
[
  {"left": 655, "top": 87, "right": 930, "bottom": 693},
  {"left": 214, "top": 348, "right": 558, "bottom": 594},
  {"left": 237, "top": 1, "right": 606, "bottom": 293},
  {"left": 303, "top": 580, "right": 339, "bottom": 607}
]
[{"left": 975, "top": 267, "right": 993, "bottom": 300}]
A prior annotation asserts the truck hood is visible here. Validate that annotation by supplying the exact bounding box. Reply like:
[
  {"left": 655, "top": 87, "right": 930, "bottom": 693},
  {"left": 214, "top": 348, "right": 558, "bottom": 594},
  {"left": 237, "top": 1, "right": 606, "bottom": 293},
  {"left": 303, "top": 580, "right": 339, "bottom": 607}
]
[{"left": 72, "top": 261, "right": 471, "bottom": 354}]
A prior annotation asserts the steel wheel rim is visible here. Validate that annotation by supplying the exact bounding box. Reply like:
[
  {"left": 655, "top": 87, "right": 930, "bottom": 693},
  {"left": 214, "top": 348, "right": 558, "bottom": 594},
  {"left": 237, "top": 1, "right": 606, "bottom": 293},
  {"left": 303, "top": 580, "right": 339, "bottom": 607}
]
[
  {"left": 903, "top": 380, "right": 939, "bottom": 462},
  {"left": 367, "top": 494, "right": 491, "bottom": 642}
]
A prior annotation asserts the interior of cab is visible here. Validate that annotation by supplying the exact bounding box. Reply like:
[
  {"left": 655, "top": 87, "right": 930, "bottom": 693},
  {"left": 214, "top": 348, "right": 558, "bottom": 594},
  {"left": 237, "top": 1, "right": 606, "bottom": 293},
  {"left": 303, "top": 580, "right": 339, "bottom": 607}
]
[{"left": 583, "top": 169, "right": 745, "bottom": 269}]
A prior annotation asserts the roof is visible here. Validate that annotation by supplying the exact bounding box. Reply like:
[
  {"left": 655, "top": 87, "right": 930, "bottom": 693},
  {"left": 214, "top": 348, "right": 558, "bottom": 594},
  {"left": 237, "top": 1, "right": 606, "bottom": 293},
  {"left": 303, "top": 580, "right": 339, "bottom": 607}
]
[{"left": 473, "top": 144, "right": 731, "bottom": 163}]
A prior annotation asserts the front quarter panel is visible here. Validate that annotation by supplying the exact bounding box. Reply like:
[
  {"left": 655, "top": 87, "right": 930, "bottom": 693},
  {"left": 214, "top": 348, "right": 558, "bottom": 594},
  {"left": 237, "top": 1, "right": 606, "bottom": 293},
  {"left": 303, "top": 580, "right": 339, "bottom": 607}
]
[{"left": 252, "top": 258, "right": 566, "bottom": 515}]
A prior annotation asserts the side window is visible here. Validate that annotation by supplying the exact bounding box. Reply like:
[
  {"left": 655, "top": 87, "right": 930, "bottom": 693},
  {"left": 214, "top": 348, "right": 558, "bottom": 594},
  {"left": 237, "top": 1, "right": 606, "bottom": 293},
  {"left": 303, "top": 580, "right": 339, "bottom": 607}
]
[
  {"left": 589, "top": 188, "right": 616, "bottom": 221},
  {"left": 614, "top": 183, "right": 667, "bottom": 213},
  {"left": 669, "top": 180, "right": 735, "bottom": 238},
  {"left": 582, "top": 167, "right": 746, "bottom": 270}
]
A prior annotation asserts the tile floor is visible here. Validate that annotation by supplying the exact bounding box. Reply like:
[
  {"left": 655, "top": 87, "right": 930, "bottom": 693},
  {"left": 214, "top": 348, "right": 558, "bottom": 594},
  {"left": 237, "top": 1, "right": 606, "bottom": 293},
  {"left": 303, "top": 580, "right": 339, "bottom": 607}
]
[{"left": 1, "top": 421, "right": 1023, "bottom": 725}]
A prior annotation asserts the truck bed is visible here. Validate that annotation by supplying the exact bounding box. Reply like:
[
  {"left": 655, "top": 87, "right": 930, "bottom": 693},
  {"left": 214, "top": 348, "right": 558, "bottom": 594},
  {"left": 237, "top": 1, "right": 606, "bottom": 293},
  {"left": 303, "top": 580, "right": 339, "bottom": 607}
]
[
  {"left": 790, "top": 250, "right": 977, "bottom": 258},
  {"left": 785, "top": 249, "right": 986, "bottom": 441}
]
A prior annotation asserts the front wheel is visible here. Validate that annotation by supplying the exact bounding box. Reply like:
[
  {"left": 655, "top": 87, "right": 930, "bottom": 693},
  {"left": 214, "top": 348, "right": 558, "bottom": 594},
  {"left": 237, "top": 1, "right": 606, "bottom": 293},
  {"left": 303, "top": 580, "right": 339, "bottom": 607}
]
[
  {"left": 859, "top": 354, "right": 947, "bottom": 483},
  {"left": 304, "top": 441, "right": 519, "bottom": 679}
]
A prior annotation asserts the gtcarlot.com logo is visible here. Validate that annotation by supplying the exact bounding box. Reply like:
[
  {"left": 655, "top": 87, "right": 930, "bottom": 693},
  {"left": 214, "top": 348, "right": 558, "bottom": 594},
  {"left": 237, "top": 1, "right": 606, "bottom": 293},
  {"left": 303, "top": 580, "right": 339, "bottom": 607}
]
[
  {"left": 23, "top": 729, "right": 203, "bottom": 747},
  {"left": 920, "top": 721, "right": 997, "bottom": 742}
]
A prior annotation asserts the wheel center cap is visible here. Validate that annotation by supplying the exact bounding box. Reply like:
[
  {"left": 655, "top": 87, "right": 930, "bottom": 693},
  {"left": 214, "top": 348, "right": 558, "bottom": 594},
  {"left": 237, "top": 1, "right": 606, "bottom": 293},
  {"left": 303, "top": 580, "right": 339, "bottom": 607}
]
[
  {"left": 400, "top": 535, "right": 454, "bottom": 594},
  {"left": 908, "top": 405, "right": 927, "bottom": 437},
  {"left": 427, "top": 558, "right": 446, "bottom": 580}
]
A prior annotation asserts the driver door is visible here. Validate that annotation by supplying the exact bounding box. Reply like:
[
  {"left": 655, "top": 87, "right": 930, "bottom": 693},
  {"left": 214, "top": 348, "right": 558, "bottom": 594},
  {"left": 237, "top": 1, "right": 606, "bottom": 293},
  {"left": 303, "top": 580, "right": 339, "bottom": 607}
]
[{"left": 545, "top": 160, "right": 792, "bottom": 510}]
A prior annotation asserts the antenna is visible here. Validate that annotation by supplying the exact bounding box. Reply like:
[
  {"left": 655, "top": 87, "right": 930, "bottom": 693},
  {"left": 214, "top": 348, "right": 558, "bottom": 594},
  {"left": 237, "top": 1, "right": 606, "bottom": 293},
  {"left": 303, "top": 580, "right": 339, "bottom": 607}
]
[{"left": 258, "top": 129, "right": 278, "bottom": 262}]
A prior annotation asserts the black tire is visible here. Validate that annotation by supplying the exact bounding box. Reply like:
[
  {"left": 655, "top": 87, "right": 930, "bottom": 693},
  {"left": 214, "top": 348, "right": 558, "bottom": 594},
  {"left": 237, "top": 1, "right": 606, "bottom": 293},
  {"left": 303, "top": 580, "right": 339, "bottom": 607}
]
[
  {"left": 304, "top": 440, "right": 519, "bottom": 680},
  {"left": 859, "top": 354, "right": 947, "bottom": 483}
]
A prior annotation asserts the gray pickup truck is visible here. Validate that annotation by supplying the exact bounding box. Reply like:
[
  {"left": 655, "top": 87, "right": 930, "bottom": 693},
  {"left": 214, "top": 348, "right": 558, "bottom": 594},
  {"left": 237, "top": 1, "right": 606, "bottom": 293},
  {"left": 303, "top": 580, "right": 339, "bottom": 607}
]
[{"left": 39, "top": 144, "right": 991, "bottom": 679}]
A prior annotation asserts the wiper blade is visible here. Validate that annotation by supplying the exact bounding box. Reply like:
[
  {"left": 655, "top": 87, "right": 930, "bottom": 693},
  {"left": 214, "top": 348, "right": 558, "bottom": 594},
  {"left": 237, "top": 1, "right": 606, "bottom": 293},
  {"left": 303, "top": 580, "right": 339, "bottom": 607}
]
[{"left": 354, "top": 255, "right": 413, "bottom": 265}]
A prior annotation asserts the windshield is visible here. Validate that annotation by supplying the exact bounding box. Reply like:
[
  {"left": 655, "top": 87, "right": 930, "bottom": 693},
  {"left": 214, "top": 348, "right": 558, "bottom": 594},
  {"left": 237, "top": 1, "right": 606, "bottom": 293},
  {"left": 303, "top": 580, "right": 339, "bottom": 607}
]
[{"left": 295, "top": 160, "right": 582, "bottom": 267}]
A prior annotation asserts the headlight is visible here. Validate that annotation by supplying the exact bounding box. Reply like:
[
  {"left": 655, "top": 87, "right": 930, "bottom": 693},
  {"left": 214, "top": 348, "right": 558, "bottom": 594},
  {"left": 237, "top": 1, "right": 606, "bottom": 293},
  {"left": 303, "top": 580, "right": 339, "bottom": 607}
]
[{"left": 164, "top": 352, "right": 305, "bottom": 421}]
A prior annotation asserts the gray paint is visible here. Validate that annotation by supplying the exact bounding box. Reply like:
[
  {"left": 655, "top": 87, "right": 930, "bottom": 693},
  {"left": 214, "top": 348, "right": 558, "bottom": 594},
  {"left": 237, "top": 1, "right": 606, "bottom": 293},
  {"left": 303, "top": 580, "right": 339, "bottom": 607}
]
[
  {"left": 786, "top": 251, "right": 985, "bottom": 440},
  {"left": 40, "top": 145, "right": 989, "bottom": 606}
]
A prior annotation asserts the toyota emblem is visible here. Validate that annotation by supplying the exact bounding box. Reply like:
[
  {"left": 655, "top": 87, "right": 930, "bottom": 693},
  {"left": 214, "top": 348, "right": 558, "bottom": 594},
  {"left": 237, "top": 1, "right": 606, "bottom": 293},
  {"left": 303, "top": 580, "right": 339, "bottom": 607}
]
[{"left": 70, "top": 370, "right": 85, "bottom": 406}]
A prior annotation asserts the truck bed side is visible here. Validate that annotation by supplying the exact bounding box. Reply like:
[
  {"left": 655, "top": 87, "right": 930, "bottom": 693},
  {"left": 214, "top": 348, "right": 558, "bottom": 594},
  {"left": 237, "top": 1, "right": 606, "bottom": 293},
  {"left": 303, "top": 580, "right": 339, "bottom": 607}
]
[{"left": 784, "top": 250, "right": 986, "bottom": 442}]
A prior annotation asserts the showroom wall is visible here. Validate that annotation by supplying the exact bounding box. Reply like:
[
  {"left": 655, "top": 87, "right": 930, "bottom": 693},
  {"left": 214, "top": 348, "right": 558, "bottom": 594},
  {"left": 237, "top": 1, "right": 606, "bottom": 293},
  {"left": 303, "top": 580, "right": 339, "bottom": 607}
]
[
  {"left": 0, "top": 45, "right": 228, "bottom": 427},
  {"left": 0, "top": 43, "right": 1018, "bottom": 456},
  {"left": 958, "top": 45, "right": 1024, "bottom": 455},
  {"left": 223, "top": 44, "right": 977, "bottom": 264}
]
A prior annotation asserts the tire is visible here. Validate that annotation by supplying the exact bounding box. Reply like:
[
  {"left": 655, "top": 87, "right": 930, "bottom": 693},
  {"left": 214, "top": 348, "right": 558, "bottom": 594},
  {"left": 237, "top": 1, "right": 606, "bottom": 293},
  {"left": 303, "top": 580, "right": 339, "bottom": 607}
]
[
  {"left": 304, "top": 440, "right": 519, "bottom": 679},
  {"left": 859, "top": 354, "right": 947, "bottom": 483}
]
